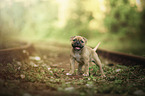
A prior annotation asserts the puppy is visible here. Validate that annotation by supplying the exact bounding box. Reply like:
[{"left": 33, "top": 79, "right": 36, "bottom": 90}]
[{"left": 66, "top": 36, "right": 105, "bottom": 77}]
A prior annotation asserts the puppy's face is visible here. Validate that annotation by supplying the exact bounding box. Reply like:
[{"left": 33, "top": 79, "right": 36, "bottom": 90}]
[{"left": 70, "top": 36, "right": 87, "bottom": 51}]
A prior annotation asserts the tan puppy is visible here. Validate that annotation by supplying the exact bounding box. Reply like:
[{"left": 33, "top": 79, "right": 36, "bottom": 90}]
[{"left": 66, "top": 36, "right": 105, "bottom": 77}]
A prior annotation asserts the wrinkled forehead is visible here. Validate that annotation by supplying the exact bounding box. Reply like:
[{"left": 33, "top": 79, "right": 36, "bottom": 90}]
[{"left": 74, "top": 36, "right": 84, "bottom": 41}]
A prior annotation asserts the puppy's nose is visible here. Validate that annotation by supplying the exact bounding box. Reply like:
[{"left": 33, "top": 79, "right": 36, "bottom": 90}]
[{"left": 76, "top": 41, "right": 80, "bottom": 44}]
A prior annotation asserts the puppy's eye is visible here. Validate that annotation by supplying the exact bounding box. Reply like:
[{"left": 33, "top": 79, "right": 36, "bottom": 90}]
[
  {"left": 73, "top": 39, "right": 76, "bottom": 41},
  {"left": 81, "top": 40, "right": 84, "bottom": 43}
]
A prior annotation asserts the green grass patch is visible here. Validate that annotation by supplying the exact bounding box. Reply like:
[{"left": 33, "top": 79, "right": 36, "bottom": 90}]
[{"left": 0, "top": 55, "right": 144, "bottom": 96}]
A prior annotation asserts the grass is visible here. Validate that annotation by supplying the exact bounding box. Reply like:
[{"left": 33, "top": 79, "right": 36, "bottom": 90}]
[{"left": 0, "top": 54, "right": 144, "bottom": 96}]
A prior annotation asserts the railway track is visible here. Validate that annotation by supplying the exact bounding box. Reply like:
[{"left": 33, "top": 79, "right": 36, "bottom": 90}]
[
  {"left": 0, "top": 43, "right": 145, "bottom": 68},
  {"left": 97, "top": 49, "right": 145, "bottom": 68},
  {"left": 0, "top": 43, "right": 35, "bottom": 64}
]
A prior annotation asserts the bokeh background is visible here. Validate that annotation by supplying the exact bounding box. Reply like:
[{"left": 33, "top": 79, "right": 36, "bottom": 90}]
[{"left": 0, "top": 0, "right": 145, "bottom": 56}]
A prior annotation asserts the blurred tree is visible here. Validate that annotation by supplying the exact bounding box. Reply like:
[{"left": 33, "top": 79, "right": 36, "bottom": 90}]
[
  {"left": 82, "top": 0, "right": 107, "bottom": 33},
  {"left": 0, "top": 1, "right": 25, "bottom": 48},
  {"left": 64, "top": 0, "right": 92, "bottom": 38},
  {"left": 139, "top": 0, "right": 145, "bottom": 41},
  {"left": 104, "top": 0, "right": 141, "bottom": 35}
]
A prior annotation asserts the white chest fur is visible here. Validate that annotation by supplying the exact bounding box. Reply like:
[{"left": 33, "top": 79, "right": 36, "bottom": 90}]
[{"left": 74, "top": 52, "right": 81, "bottom": 62}]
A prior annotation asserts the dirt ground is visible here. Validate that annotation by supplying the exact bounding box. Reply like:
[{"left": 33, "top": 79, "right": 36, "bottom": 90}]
[{"left": 0, "top": 42, "right": 145, "bottom": 96}]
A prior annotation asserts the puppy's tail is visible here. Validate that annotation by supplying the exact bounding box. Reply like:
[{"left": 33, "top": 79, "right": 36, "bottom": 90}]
[{"left": 93, "top": 42, "right": 101, "bottom": 51}]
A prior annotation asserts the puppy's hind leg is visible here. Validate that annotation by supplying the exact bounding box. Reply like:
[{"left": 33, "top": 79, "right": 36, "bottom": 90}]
[{"left": 92, "top": 52, "right": 106, "bottom": 77}]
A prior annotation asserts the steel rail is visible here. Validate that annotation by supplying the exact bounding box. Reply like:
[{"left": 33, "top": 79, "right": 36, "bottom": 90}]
[
  {"left": 97, "top": 49, "right": 145, "bottom": 67},
  {"left": 0, "top": 43, "right": 35, "bottom": 63}
]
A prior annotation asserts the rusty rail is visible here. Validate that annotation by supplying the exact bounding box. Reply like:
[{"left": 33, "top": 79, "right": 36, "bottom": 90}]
[
  {"left": 97, "top": 49, "right": 145, "bottom": 67},
  {"left": 0, "top": 43, "right": 35, "bottom": 64}
]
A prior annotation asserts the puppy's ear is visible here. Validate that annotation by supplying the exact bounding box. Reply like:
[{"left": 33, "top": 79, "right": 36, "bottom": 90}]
[
  {"left": 70, "top": 36, "right": 76, "bottom": 41},
  {"left": 83, "top": 37, "right": 87, "bottom": 43}
]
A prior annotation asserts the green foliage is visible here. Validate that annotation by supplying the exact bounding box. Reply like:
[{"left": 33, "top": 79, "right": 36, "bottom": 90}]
[
  {"left": 63, "top": 0, "right": 95, "bottom": 39},
  {"left": 89, "top": 65, "right": 100, "bottom": 76},
  {"left": 0, "top": 54, "right": 145, "bottom": 96},
  {"left": 104, "top": 0, "right": 141, "bottom": 34}
]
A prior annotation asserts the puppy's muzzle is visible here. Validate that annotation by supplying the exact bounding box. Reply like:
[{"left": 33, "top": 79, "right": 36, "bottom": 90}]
[{"left": 72, "top": 41, "right": 84, "bottom": 51}]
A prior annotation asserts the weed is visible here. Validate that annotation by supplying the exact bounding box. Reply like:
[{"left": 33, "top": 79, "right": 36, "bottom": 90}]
[{"left": 0, "top": 55, "right": 144, "bottom": 96}]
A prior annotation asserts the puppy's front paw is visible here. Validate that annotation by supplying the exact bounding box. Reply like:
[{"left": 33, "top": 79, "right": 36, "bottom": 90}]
[
  {"left": 66, "top": 73, "right": 72, "bottom": 75},
  {"left": 101, "top": 74, "right": 106, "bottom": 78},
  {"left": 83, "top": 74, "right": 89, "bottom": 76}
]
